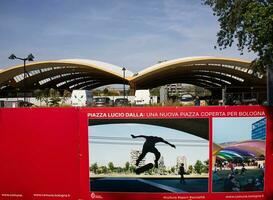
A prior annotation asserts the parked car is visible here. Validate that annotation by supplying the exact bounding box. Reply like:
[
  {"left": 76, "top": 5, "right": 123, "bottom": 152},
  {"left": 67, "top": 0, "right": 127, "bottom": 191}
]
[
  {"left": 114, "top": 98, "right": 129, "bottom": 106},
  {"left": 93, "top": 97, "right": 112, "bottom": 107},
  {"left": 0, "top": 100, "right": 33, "bottom": 108},
  {"left": 180, "top": 94, "right": 194, "bottom": 106}
]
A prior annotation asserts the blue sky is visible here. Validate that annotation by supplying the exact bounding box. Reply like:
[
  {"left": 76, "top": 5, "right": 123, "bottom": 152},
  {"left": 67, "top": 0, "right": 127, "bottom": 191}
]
[
  {"left": 88, "top": 123, "right": 208, "bottom": 168},
  {"left": 213, "top": 117, "right": 264, "bottom": 144},
  {"left": 0, "top": 0, "right": 255, "bottom": 72}
]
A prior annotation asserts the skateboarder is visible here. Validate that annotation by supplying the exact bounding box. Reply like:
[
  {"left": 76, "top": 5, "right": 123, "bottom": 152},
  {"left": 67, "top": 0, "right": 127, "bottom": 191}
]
[{"left": 131, "top": 134, "right": 176, "bottom": 168}]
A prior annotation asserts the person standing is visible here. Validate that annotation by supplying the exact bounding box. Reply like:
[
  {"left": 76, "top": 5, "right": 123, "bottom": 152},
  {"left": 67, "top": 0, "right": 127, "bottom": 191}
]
[
  {"left": 194, "top": 96, "right": 200, "bottom": 106},
  {"left": 179, "top": 163, "right": 186, "bottom": 184}
]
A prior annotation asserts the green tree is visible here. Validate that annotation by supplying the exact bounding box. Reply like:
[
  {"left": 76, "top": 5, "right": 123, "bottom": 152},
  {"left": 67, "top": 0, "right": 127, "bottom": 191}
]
[
  {"left": 93, "top": 89, "right": 100, "bottom": 96},
  {"left": 90, "top": 163, "right": 98, "bottom": 174},
  {"left": 187, "top": 165, "right": 194, "bottom": 174},
  {"left": 202, "top": 159, "right": 209, "bottom": 173},
  {"left": 170, "top": 167, "right": 176, "bottom": 174},
  {"left": 108, "top": 162, "right": 115, "bottom": 172},
  {"left": 41, "top": 88, "right": 50, "bottom": 106},
  {"left": 129, "top": 165, "right": 136, "bottom": 173},
  {"left": 61, "top": 89, "right": 71, "bottom": 105},
  {"left": 194, "top": 160, "right": 204, "bottom": 174},
  {"left": 108, "top": 89, "right": 120, "bottom": 96},
  {"left": 150, "top": 87, "right": 160, "bottom": 96},
  {"left": 116, "top": 167, "right": 123, "bottom": 173},
  {"left": 33, "top": 89, "right": 43, "bottom": 106},
  {"left": 203, "top": 0, "right": 273, "bottom": 105},
  {"left": 101, "top": 166, "right": 108, "bottom": 174},
  {"left": 48, "top": 88, "right": 61, "bottom": 107},
  {"left": 125, "top": 162, "right": 130, "bottom": 172},
  {"left": 103, "top": 88, "right": 109, "bottom": 96}
]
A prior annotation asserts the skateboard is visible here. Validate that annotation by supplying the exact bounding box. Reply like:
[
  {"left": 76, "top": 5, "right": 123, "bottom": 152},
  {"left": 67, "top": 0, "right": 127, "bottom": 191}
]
[{"left": 135, "top": 163, "right": 154, "bottom": 174}]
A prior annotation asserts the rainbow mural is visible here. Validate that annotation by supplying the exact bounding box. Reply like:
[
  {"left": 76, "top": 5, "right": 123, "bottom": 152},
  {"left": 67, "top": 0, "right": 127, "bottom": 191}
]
[{"left": 213, "top": 140, "right": 265, "bottom": 162}]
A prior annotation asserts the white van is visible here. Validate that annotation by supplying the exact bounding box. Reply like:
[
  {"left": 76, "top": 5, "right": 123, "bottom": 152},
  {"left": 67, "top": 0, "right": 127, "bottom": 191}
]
[
  {"left": 71, "top": 90, "right": 92, "bottom": 107},
  {"left": 134, "top": 89, "right": 151, "bottom": 105}
]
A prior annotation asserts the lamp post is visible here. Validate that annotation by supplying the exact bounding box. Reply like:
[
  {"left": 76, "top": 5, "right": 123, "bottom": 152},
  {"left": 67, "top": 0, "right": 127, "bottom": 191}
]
[
  {"left": 122, "top": 67, "right": 126, "bottom": 99},
  {"left": 250, "top": 86, "right": 254, "bottom": 99},
  {"left": 9, "top": 54, "right": 34, "bottom": 104}
]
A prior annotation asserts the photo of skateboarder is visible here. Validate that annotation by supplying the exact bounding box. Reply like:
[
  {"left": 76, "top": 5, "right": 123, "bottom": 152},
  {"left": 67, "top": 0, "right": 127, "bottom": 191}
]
[
  {"left": 89, "top": 118, "right": 209, "bottom": 193},
  {"left": 131, "top": 134, "right": 176, "bottom": 168}
]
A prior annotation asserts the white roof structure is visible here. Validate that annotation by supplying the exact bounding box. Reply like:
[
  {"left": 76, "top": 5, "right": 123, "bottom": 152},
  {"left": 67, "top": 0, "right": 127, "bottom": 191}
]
[
  {"left": 0, "top": 56, "right": 266, "bottom": 96},
  {"left": 59, "top": 59, "right": 134, "bottom": 78}
]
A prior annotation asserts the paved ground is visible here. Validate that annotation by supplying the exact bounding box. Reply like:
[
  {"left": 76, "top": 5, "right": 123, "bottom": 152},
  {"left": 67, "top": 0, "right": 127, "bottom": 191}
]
[
  {"left": 213, "top": 169, "right": 264, "bottom": 192},
  {"left": 90, "top": 177, "right": 208, "bottom": 193}
]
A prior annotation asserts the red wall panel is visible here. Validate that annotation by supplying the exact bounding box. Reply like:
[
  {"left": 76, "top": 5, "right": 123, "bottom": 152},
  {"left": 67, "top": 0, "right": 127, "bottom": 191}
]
[
  {"left": 0, "top": 108, "right": 81, "bottom": 199},
  {"left": 0, "top": 106, "right": 272, "bottom": 200}
]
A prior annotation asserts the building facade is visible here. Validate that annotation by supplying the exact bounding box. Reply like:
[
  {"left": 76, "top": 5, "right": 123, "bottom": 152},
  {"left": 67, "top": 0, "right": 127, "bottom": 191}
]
[
  {"left": 166, "top": 83, "right": 184, "bottom": 97},
  {"left": 251, "top": 118, "right": 266, "bottom": 140}
]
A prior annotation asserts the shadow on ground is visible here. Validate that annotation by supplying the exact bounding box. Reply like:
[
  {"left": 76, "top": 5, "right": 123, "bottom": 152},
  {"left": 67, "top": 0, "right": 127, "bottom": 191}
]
[{"left": 90, "top": 177, "right": 208, "bottom": 193}]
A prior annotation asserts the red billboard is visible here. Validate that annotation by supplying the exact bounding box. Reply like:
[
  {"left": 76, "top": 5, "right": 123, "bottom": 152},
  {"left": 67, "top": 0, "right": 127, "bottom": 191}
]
[{"left": 0, "top": 106, "right": 272, "bottom": 200}]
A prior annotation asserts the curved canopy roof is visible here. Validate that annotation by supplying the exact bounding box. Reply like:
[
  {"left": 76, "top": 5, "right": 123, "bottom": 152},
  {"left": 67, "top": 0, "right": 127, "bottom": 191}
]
[
  {"left": 0, "top": 56, "right": 267, "bottom": 94},
  {"left": 129, "top": 56, "right": 266, "bottom": 90},
  {"left": 59, "top": 59, "right": 134, "bottom": 78},
  {"left": 214, "top": 140, "right": 265, "bottom": 161},
  {"left": 0, "top": 59, "right": 133, "bottom": 91}
]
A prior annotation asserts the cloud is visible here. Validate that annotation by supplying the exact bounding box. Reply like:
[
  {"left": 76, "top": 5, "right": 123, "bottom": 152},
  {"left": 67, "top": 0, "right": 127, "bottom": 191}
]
[{"left": 0, "top": 0, "right": 256, "bottom": 71}]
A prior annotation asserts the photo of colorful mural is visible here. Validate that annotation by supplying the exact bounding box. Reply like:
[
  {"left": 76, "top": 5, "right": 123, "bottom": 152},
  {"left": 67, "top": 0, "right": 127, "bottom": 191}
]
[{"left": 212, "top": 117, "right": 266, "bottom": 192}]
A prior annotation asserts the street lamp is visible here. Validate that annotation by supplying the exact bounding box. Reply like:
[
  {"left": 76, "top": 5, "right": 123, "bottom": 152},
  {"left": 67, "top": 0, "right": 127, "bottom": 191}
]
[
  {"left": 9, "top": 53, "right": 35, "bottom": 104},
  {"left": 122, "top": 67, "right": 126, "bottom": 99}
]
